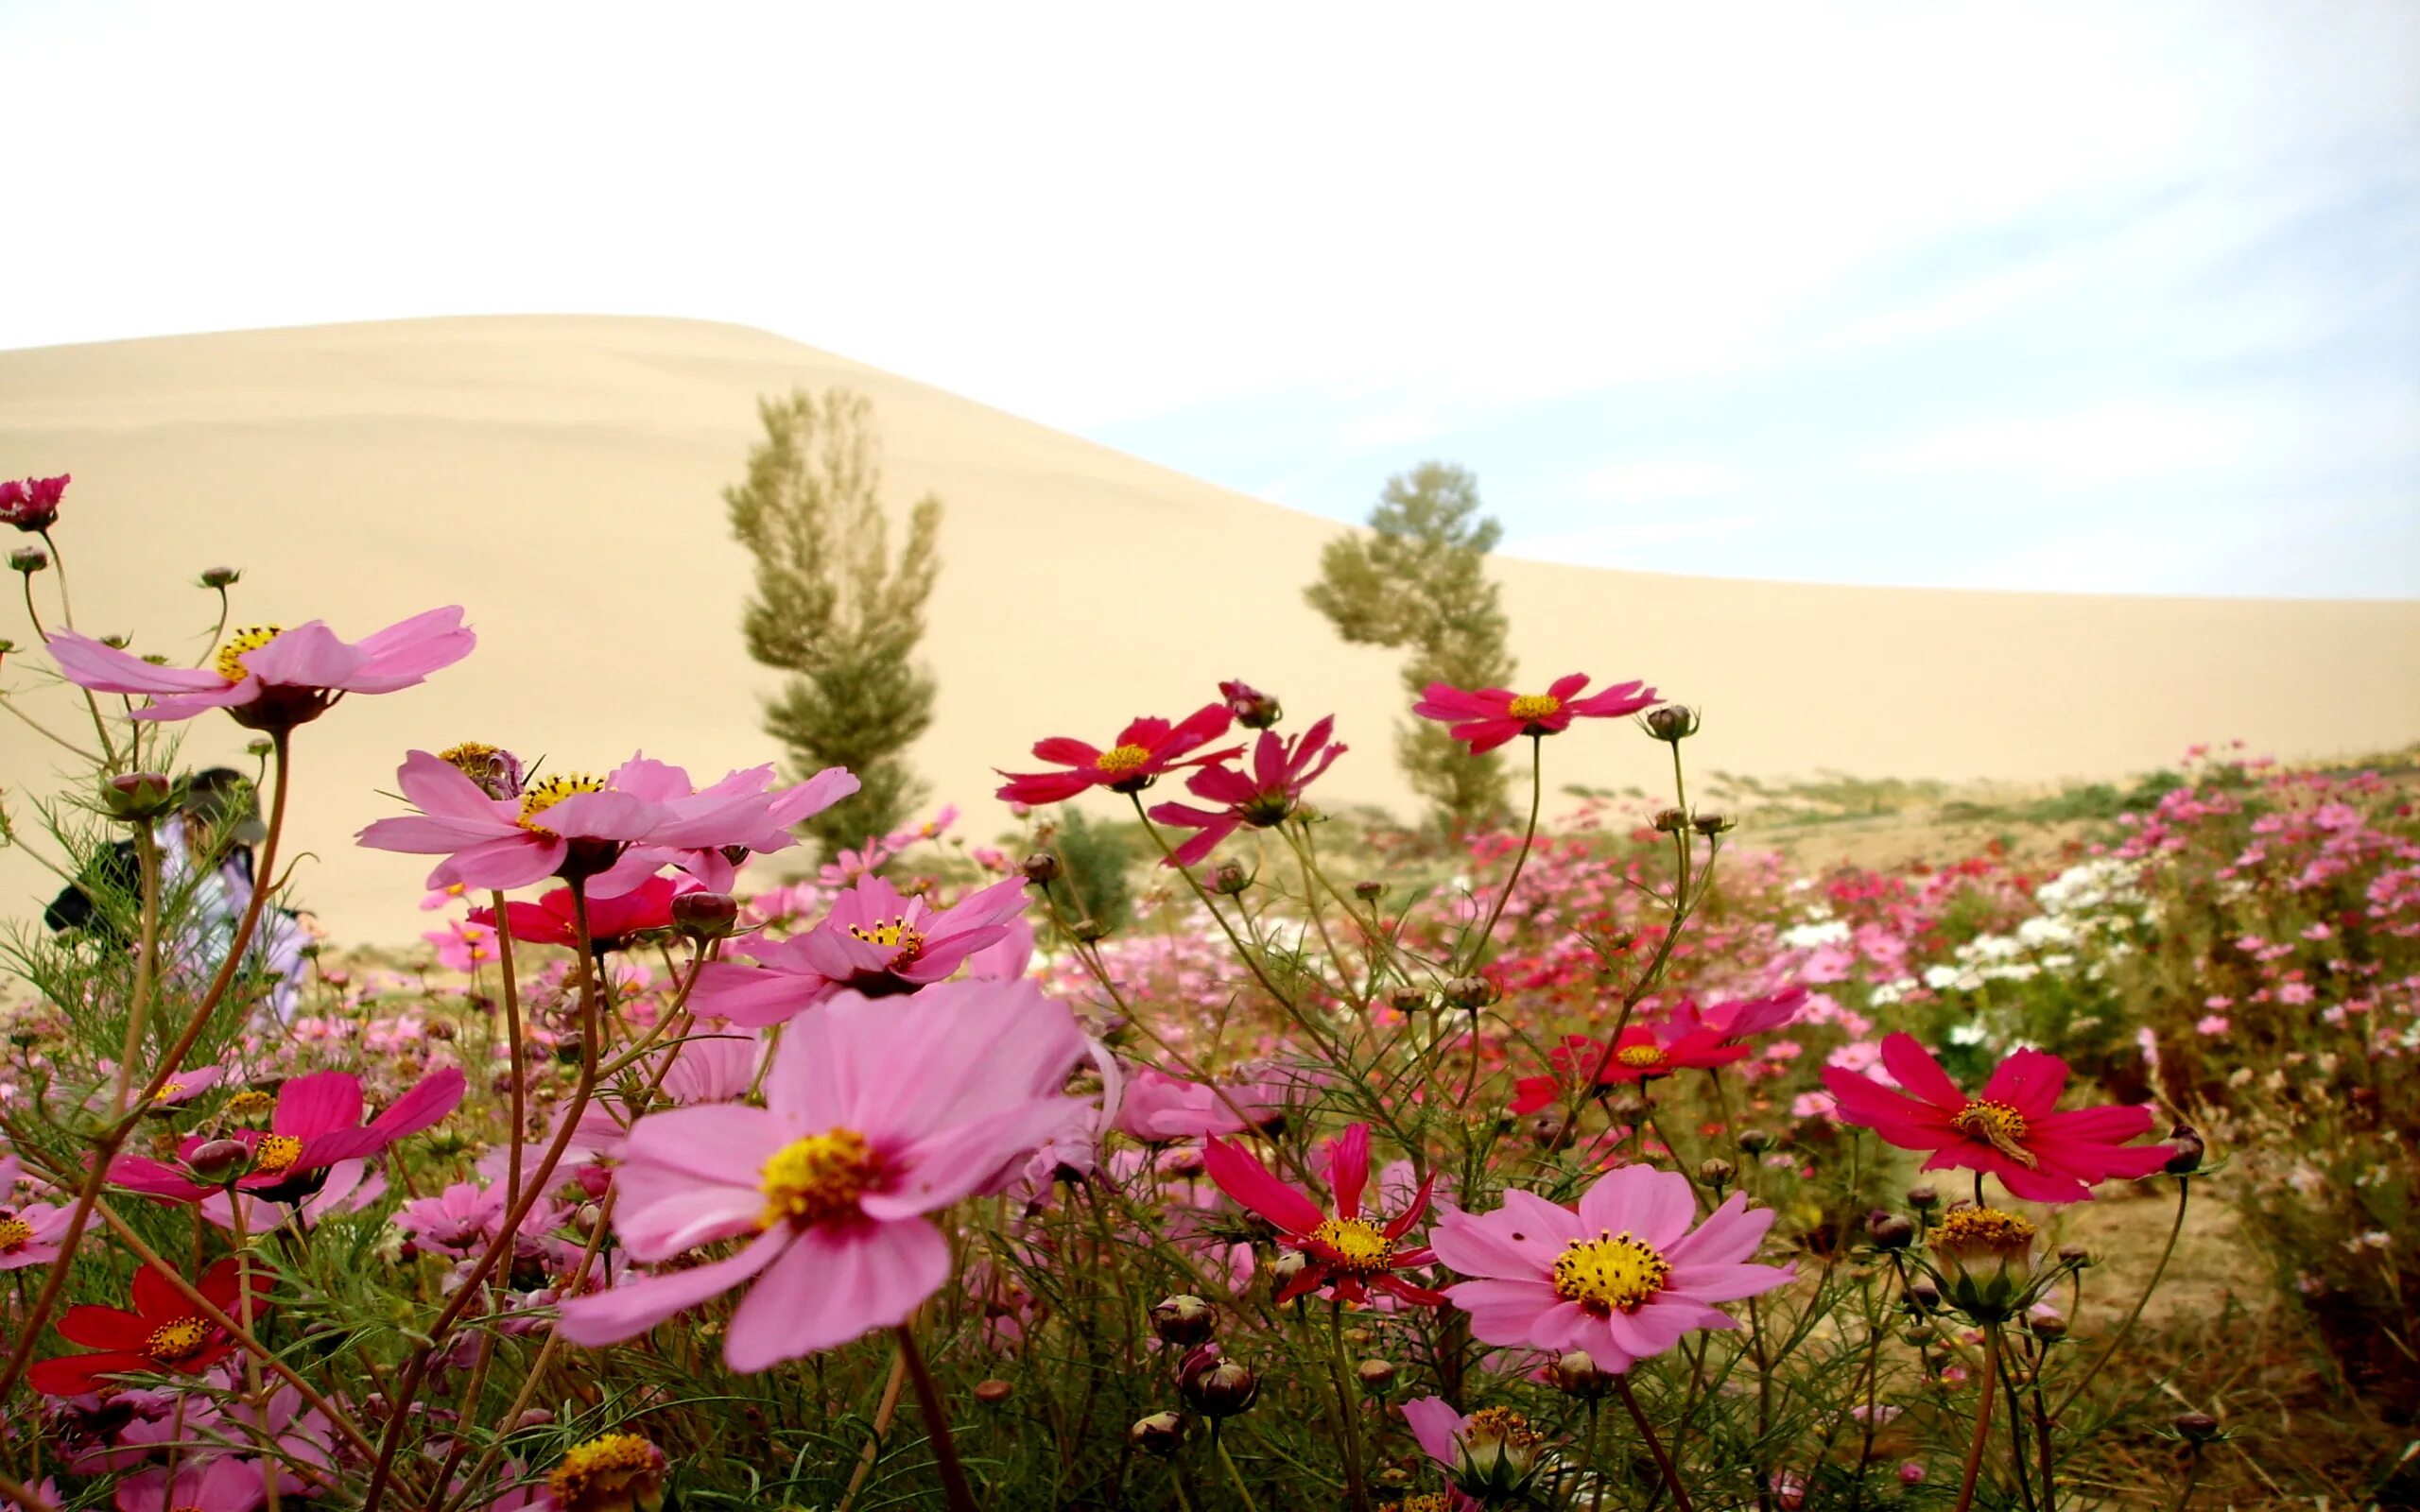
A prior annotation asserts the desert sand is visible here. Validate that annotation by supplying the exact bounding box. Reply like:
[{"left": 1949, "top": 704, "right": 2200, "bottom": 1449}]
[{"left": 2, "top": 315, "right": 2415, "bottom": 943}]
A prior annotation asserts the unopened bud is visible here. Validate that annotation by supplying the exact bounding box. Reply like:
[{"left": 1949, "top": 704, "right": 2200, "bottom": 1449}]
[
  {"left": 1692, "top": 811, "right": 1737, "bottom": 835},
  {"left": 1019, "top": 852, "right": 1061, "bottom": 885},
  {"left": 1354, "top": 1358, "right": 1397, "bottom": 1396},
  {"left": 1130, "top": 1411, "right": 1186, "bottom": 1456},
  {"left": 2028, "top": 1311, "right": 2067, "bottom": 1342},
  {"left": 187, "top": 1138, "right": 250, "bottom": 1181},
  {"left": 1867, "top": 1211, "right": 1917, "bottom": 1250},
  {"left": 1698, "top": 1158, "right": 1735, "bottom": 1188},
  {"left": 1443, "top": 975, "right": 1499, "bottom": 1012},
  {"left": 1547, "top": 1349, "right": 1611, "bottom": 1400},
  {"left": 1906, "top": 1278, "right": 1943, "bottom": 1312},
  {"left": 1179, "top": 1354, "right": 1259, "bottom": 1418},
  {"left": 1354, "top": 880, "right": 1385, "bottom": 901},
  {"left": 575, "top": 1202, "right": 605, "bottom": 1237},
  {"left": 198, "top": 566, "right": 242, "bottom": 590},
  {"left": 245, "top": 738, "right": 273, "bottom": 758},
  {"left": 1641, "top": 705, "right": 1701, "bottom": 743},
  {"left": 2163, "top": 1123, "right": 2205, "bottom": 1176},
  {"left": 1219, "top": 679, "right": 1283, "bottom": 730},
  {"left": 1651, "top": 807, "right": 1688, "bottom": 833},
  {"left": 1069, "top": 917, "right": 1110, "bottom": 944},
  {"left": 1387, "top": 987, "right": 1431, "bottom": 1015},
  {"left": 2172, "top": 1411, "right": 2222, "bottom": 1444},
  {"left": 1211, "top": 861, "right": 1250, "bottom": 896},
  {"left": 102, "top": 771, "right": 176, "bottom": 821},
  {"left": 555, "top": 1034, "right": 586, "bottom": 1066},
  {"left": 9, "top": 547, "right": 47, "bottom": 575},
  {"left": 973, "top": 1379, "right": 1013, "bottom": 1405},
  {"left": 670, "top": 891, "right": 740, "bottom": 940},
  {"left": 1150, "top": 1295, "right": 1218, "bottom": 1348},
  {"left": 2057, "top": 1244, "right": 2092, "bottom": 1268},
  {"left": 1738, "top": 1128, "right": 1775, "bottom": 1155},
  {"left": 1906, "top": 1184, "right": 1940, "bottom": 1211},
  {"left": 1266, "top": 1251, "right": 1307, "bottom": 1292}
]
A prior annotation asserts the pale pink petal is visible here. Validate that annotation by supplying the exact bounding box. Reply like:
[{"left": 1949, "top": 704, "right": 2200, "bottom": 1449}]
[
  {"left": 237, "top": 622, "right": 363, "bottom": 687},
  {"left": 861, "top": 1099, "right": 1083, "bottom": 1220},
  {"left": 612, "top": 1164, "right": 767, "bottom": 1262},
  {"left": 723, "top": 1218, "right": 949, "bottom": 1369},
  {"left": 555, "top": 1228, "right": 787, "bottom": 1346},
  {"left": 1662, "top": 1192, "right": 1775, "bottom": 1266},
  {"left": 1441, "top": 1278, "right": 1565, "bottom": 1348},
  {"left": 1399, "top": 1396, "right": 1467, "bottom": 1466},
  {"left": 620, "top": 1105, "right": 788, "bottom": 1186},
  {"left": 46, "top": 630, "right": 226, "bottom": 694},
  {"left": 1578, "top": 1163, "right": 1698, "bottom": 1249}
]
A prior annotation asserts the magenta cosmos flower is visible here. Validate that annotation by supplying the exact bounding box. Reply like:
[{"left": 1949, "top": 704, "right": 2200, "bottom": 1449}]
[
  {"left": 1147, "top": 715, "right": 1348, "bottom": 867},
  {"left": 471, "top": 874, "right": 696, "bottom": 954},
  {"left": 995, "top": 704, "right": 1240, "bottom": 804},
  {"left": 0, "top": 1194, "right": 72, "bottom": 1270},
  {"left": 583, "top": 756, "right": 860, "bottom": 895},
  {"left": 357, "top": 749, "right": 679, "bottom": 891},
  {"left": 1821, "top": 1033, "right": 2169, "bottom": 1204},
  {"left": 555, "top": 979, "right": 1091, "bottom": 1369},
  {"left": 0, "top": 472, "right": 68, "bottom": 532},
  {"left": 1205, "top": 1124, "right": 1443, "bottom": 1307},
  {"left": 1413, "top": 673, "right": 1659, "bottom": 755},
  {"left": 1430, "top": 1163, "right": 1793, "bottom": 1371},
  {"left": 689, "top": 873, "right": 1030, "bottom": 1025},
  {"left": 113, "top": 1456, "right": 274, "bottom": 1512},
  {"left": 111, "top": 1067, "right": 464, "bottom": 1205},
  {"left": 47, "top": 608, "right": 474, "bottom": 730}
]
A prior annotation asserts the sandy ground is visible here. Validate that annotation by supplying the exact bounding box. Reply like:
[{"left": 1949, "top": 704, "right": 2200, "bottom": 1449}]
[{"left": 3, "top": 315, "right": 2416, "bottom": 943}]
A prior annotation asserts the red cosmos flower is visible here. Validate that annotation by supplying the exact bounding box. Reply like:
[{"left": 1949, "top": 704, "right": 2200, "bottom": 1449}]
[
  {"left": 1510, "top": 1024, "right": 1747, "bottom": 1114},
  {"left": 0, "top": 473, "right": 68, "bottom": 532},
  {"left": 110, "top": 1067, "right": 465, "bottom": 1205},
  {"left": 27, "top": 1257, "right": 271, "bottom": 1396},
  {"left": 1413, "top": 673, "right": 1659, "bottom": 755},
  {"left": 995, "top": 705, "right": 1240, "bottom": 804},
  {"left": 1821, "top": 1033, "right": 2170, "bottom": 1204},
  {"left": 1204, "top": 1124, "right": 1443, "bottom": 1307},
  {"left": 1147, "top": 715, "right": 1348, "bottom": 867},
  {"left": 470, "top": 874, "right": 697, "bottom": 954}
]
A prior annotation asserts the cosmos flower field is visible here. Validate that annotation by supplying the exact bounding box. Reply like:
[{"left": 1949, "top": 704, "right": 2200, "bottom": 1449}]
[{"left": 1, "top": 472, "right": 2414, "bottom": 1510}]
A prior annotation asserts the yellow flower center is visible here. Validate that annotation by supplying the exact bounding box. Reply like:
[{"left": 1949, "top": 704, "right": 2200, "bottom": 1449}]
[
  {"left": 546, "top": 1432, "right": 665, "bottom": 1510},
  {"left": 1950, "top": 1099, "right": 2038, "bottom": 1169},
  {"left": 212, "top": 625, "right": 283, "bottom": 682},
  {"left": 1095, "top": 743, "right": 1152, "bottom": 776},
  {"left": 1462, "top": 1404, "right": 1541, "bottom": 1450},
  {"left": 251, "top": 1134, "right": 303, "bottom": 1175},
  {"left": 518, "top": 773, "right": 607, "bottom": 836},
  {"left": 224, "top": 1089, "right": 275, "bottom": 1119},
  {"left": 1309, "top": 1216, "right": 1396, "bottom": 1275},
  {"left": 144, "top": 1315, "right": 211, "bottom": 1364},
  {"left": 1506, "top": 694, "right": 1562, "bottom": 721},
  {"left": 1616, "top": 1044, "right": 1668, "bottom": 1070},
  {"left": 153, "top": 1083, "right": 184, "bottom": 1102},
  {"left": 847, "top": 917, "right": 927, "bottom": 958},
  {"left": 1552, "top": 1229, "right": 1673, "bottom": 1314},
  {"left": 758, "top": 1128, "right": 875, "bottom": 1229},
  {"left": 0, "top": 1215, "right": 31, "bottom": 1251},
  {"left": 439, "top": 740, "right": 503, "bottom": 772},
  {"left": 1931, "top": 1206, "right": 2037, "bottom": 1259}
]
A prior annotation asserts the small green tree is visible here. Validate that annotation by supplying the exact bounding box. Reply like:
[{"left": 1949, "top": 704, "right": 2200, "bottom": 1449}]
[
  {"left": 726, "top": 388, "right": 942, "bottom": 855},
  {"left": 1305, "top": 461, "right": 1515, "bottom": 831}
]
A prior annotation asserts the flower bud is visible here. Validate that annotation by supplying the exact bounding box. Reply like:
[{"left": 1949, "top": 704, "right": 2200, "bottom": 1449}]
[
  {"left": 9, "top": 546, "right": 48, "bottom": 575},
  {"left": 245, "top": 737, "right": 273, "bottom": 758},
  {"left": 1354, "top": 1358, "right": 1397, "bottom": 1396},
  {"left": 555, "top": 1034, "right": 586, "bottom": 1066},
  {"left": 1738, "top": 1129, "right": 1775, "bottom": 1155},
  {"left": 1265, "top": 1251, "right": 1307, "bottom": 1293},
  {"left": 1019, "top": 852, "right": 1061, "bottom": 885},
  {"left": 186, "top": 1139, "right": 250, "bottom": 1181},
  {"left": 1443, "top": 975, "right": 1499, "bottom": 1012},
  {"left": 1698, "top": 1158, "right": 1736, "bottom": 1189},
  {"left": 1179, "top": 1351, "right": 1259, "bottom": 1418},
  {"left": 1928, "top": 1207, "right": 2038, "bottom": 1323},
  {"left": 1906, "top": 1184, "right": 1940, "bottom": 1211},
  {"left": 1905, "top": 1278, "right": 1943, "bottom": 1313},
  {"left": 1387, "top": 987, "right": 1431, "bottom": 1015},
  {"left": 1692, "top": 811, "right": 1737, "bottom": 836},
  {"left": 1129, "top": 1411, "right": 1186, "bottom": 1456},
  {"left": 1354, "top": 880, "right": 1385, "bottom": 901},
  {"left": 1219, "top": 679, "right": 1283, "bottom": 730},
  {"left": 1867, "top": 1211, "right": 1917, "bottom": 1250},
  {"left": 2172, "top": 1411, "right": 2222, "bottom": 1444},
  {"left": 973, "top": 1379, "right": 1014, "bottom": 1405},
  {"left": 101, "top": 771, "right": 176, "bottom": 821},
  {"left": 1641, "top": 705, "right": 1701, "bottom": 743},
  {"left": 2163, "top": 1123, "right": 2205, "bottom": 1176},
  {"left": 1150, "top": 1294, "right": 1218, "bottom": 1348},
  {"left": 1211, "top": 861, "right": 1250, "bottom": 895},
  {"left": 2057, "top": 1243, "right": 2092, "bottom": 1268},
  {"left": 1547, "top": 1349, "right": 1611, "bottom": 1400},
  {"left": 670, "top": 890, "right": 741, "bottom": 940},
  {"left": 198, "top": 566, "right": 242, "bottom": 589},
  {"left": 1652, "top": 806, "right": 1689, "bottom": 833},
  {"left": 2028, "top": 1310, "right": 2067, "bottom": 1342},
  {"left": 1069, "top": 917, "right": 1110, "bottom": 944}
]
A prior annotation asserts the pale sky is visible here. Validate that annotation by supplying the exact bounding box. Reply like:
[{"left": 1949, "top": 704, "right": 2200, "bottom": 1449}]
[{"left": 5, "top": 1, "right": 2415, "bottom": 596}]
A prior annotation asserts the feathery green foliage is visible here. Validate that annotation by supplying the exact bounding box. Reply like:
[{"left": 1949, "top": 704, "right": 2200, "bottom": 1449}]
[
  {"left": 726, "top": 388, "right": 942, "bottom": 854},
  {"left": 1305, "top": 461, "right": 1515, "bottom": 830}
]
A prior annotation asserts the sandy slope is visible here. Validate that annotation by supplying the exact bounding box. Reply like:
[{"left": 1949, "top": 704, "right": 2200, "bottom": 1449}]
[{"left": 3, "top": 315, "right": 2415, "bottom": 943}]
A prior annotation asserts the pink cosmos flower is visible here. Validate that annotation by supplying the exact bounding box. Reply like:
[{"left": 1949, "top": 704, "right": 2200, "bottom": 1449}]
[
  {"left": 0, "top": 472, "right": 68, "bottom": 532},
  {"left": 0, "top": 1196, "right": 72, "bottom": 1269},
  {"left": 1112, "top": 1067, "right": 1285, "bottom": 1142},
  {"left": 1147, "top": 715, "right": 1348, "bottom": 867},
  {"left": 556, "top": 978, "right": 1091, "bottom": 1369},
  {"left": 48, "top": 608, "right": 474, "bottom": 730},
  {"left": 1413, "top": 673, "right": 1659, "bottom": 755},
  {"left": 111, "top": 1067, "right": 465, "bottom": 1204},
  {"left": 1683, "top": 986, "right": 1809, "bottom": 1041},
  {"left": 690, "top": 873, "right": 1030, "bottom": 1025},
  {"left": 0, "top": 1478, "right": 60, "bottom": 1512},
  {"left": 1204, "top": 1124, "right": 1443, "bottom": 1307},
  {"left": 395, "top": 1180, "right": 508, "bottom": 1257},
  {"left": 1430, "top": 1163, "right": 1793, "bottom": 1371},
  {"left": 113, "top": 1455, "right": 272, "bottom": 1512},
  {"left": 471, "top": 875, "right": 696, "bottom": 954},
  {"left": 356, "top": 751, "right": 677, "bottom": 892},
  {"left": 995, "top": 705, "right": 1240, "bottom": 804},
  {"left": 424, "top": 918, "right": 500, "bottom": 971},
  {"left": 1819, "top": 1033, "right": 2170, "bottom": 1204},
  {"left": 582, "top": 756, "right": 859, "bottom": 895}
]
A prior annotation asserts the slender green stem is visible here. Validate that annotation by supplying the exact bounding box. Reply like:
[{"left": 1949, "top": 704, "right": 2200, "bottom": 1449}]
[
  {"left": 1616, "top": 1374, "right": 1695, "bottom": 1512},
  {"left": 2050, "top": 1177, "right": 2187, "bottom": 1419},
  {"left": 1327, "top": 1301, "right": 1371, "bottom": 1512},
  {"left": 1213, "top": 1428, "right": 1263, "bottom": 1512},
  {"left": 2169, "top": 1447, "right": 2205, "bottom": 1512},
  {"left": 1952, "top": 1327, "right": 2003, "bottom": 1512},
  {"left": 894, "top": 1323, "right": 979, "bottom": 1512},
  {"left": 1460, "top": 734, "right": 1543, "bottom": 974}
]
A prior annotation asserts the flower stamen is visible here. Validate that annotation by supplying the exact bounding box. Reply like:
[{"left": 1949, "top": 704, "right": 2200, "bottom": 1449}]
[
  {"left": 1506, "top": 694, "right": 1562, "bottom": 723},
  {"left": 1552, "top": 1229, "right": 1672, "bottom": 1314},
  {"left": 212, "top": 626, "right": 283, "bottom": 683},
  {"left": 1951, "top": 1099, "right": 2038, "bottom": 1169},
  {"left": 758, "top": 1128, "right": 875, "bottom": 1230},
  {"left": 250, "top": 1134, "right": 303, "bottom": 1175},
  {"left": 1308, "top": 1216, "right": 1395, "bottom": 1275},
  {"left": 1095, "top": 744, "right": 1152, "bottom": 776},
  {"left": 143, "top": 1316, "right": 212, "bottom": 1364},
  {"left": 517, "top": 773, "right": 607, "bottom": 837}
]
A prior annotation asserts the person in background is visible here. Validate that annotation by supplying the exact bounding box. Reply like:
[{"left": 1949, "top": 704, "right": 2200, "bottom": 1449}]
[{"left": 44, "top": 766, "right": 311, "bottom": 1021}]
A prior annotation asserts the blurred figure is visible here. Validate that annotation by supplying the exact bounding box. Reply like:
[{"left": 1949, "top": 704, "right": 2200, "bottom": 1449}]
[{"left": 45, "top": 767, "right": 309, "bottom": 1020}]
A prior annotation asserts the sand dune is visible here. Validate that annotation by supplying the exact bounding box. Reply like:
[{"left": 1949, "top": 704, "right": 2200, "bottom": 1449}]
[{"left": 3, "top": 315, "right": 2415, "bottom": 943}]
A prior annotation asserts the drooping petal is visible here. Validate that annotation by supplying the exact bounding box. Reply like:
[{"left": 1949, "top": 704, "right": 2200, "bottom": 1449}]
[
  {"left": 1203, "top": 1138, "right": 1326, "bottom": 1236},
  {"left": 723, "top": 1217, "right": 950, "bottom": 1368},
  {"left": 555, "top": 1228, "right": 788, "bottom": 1346}
]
